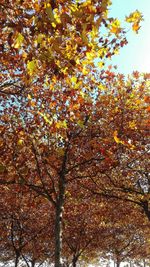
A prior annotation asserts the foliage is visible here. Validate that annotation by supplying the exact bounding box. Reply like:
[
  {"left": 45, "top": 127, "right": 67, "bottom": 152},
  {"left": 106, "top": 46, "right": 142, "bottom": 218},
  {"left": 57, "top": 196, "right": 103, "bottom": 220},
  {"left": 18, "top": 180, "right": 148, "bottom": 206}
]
[{"left": 0, "top": 1, "right": 149, "bottom": 267}]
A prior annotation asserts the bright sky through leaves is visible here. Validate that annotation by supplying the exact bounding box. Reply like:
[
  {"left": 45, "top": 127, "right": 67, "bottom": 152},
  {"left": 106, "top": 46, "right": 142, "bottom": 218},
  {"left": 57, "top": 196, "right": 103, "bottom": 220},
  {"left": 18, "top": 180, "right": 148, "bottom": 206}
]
[{"left": 109, "top": 0, "right": 150, "bottom": 74}]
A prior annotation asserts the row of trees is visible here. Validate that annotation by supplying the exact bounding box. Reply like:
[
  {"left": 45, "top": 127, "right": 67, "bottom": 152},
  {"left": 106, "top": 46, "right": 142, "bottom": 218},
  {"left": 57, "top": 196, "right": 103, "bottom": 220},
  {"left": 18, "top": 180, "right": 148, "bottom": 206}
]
[
  {"left": 1, "top": 70, "right": 149, "bottom": 266},
  {"left": 0, "top": 0, "right": 149, "bottom": 266},
  {"left": 0, "top": 181, "right": 149, "bottom": 266}
]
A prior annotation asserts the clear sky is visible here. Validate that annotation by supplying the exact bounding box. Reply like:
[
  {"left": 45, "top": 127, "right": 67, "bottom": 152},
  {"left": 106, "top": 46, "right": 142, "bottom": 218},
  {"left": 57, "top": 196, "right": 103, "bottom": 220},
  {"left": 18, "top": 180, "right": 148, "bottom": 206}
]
[{"left": 108, "top": 0, "right": 150, "bottom": 74}]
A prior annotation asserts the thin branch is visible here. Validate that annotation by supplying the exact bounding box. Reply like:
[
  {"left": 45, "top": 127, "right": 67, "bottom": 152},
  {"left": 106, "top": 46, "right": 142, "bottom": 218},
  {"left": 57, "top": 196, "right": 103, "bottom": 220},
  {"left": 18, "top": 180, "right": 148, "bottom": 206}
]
[
  {"left": 31, "top": 141, "right": 56, "bottom": 205},
  {"left": 67, "top": 156, "right": 105, "bottom": 173}
]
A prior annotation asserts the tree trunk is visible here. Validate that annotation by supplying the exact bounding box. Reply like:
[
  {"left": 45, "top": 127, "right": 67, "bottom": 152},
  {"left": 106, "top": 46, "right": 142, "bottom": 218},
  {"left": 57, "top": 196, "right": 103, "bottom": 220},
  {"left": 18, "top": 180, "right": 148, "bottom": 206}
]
[
  {"left": 72, "top": 255, "right": 78, "bottom": 267},
  {"left": 54, "top": 178, "right": 65, "bottom": 267},
  {"left": 54, "top": 203, "right": 64, "bottom": 267},
  {"left": 54, "top": 145, "right": 68, "bottom": 267},
  {"left": 116, "top": 259, "right": 120, "bottom": 267},
  {"left": 31, "top": 259, "right": 36, "bottom": 267},
  {"left": 21, "top": 254, "right": 30, "bottom": 267},
  {"left": 15, "top": 253, "right": 19, "bottom": 267}
]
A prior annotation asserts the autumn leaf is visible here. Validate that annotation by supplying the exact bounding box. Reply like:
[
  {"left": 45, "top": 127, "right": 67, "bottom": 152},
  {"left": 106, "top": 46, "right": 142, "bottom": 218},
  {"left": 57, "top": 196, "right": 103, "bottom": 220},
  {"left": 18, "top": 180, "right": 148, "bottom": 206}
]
[
  {"left": 35, "top": 34, "right": 45, "bottom": 45},
  {"left": 132, "top": 23, "right": 140, "bottom": 32},
  {"left": 17, "top": 139, "right": 24, "bottom": 146},
  {"left": 129, "top": 121, "right": 137, "bottom": 129},
  {"left": 126, "top": 10, "right": 143, "bottom": 33},
  {"left": 27, "top": 60, "right": 38, "bottom": 76},
  {"left": 97, "top": 61, "right": 104, "bottom": 68},
  {"left": 109, "top": 19, "right": 121, "bottom": 35},
  {"left": 53, "top": 8, "right": 61, "bottom": 24},
  {"left": 55, "top": 120, "right": 67, "bottom": 129},
  {"left": 113, "top": 130, "right": 125, "bottom": 144},
  {"left": 77, "top": 120, "right": 84, "bottom": 128},
  {"left": 70, "top": 76, "right": 77, "bottom": 84},
  {"left": 38, "top": 112, "right": 53, "bottom": 125},
  {"left": 144, "top": 96, "right": 150, "bottom": 103},
  {"left": 13, "top": 32, "right": 24, "bottom": 49},
  {"left": 1, "top": 1, "right": 150, "bottom": 266},
  {"left": 27, "top": 94, "right": 32, "bottom": 100}
]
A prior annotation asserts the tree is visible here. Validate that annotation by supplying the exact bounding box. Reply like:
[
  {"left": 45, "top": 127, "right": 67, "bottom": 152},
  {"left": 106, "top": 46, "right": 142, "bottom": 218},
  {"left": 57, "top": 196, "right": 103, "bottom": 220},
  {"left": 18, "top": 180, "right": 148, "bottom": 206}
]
[
  {"left": 78, "top": 72, "right": 150, "bottom": 221},
  {"left": 63, "top": 183, "right": 149, "bottom": 267},
  {"left": 0, "top": 184, "right": 54, "bottom": 266},
  {"left": 1, "top": 71, "right": 149, "bottom": 266},
  {"left": 102, "top": 213, "right": 149, "bottom": 267},
  {"left": 62, "top": 187, "right": 108, "bottom": 267},
  {"left": 0, "top": 0, "right": 142, "bottom": 95},
  {"left": 0, "top": 1, "right": 145, "bottom": 266}
]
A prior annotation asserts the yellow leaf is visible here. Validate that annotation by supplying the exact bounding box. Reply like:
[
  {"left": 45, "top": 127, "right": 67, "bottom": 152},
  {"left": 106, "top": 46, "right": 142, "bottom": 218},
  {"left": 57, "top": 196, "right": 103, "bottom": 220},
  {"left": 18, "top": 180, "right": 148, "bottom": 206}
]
[
  {"left": 38, "top": 112, "right": 53, "bottom": 125},
  {"left": 77, "top": 120, "right": 84, "bottom": 128},
  {"left": 62, "top": 67, "right": 68, "bottom": 75},
  {"left": 126, "top": 10, "right": 143, "bottom": 33},
  {"left": 17, "top": 139, "right": 24, "bottom": 146},
  {"left": 14, "top": 33, "right": 24, "bottom": 49},
  {"left": 56, "top": 120, "right": 67, "bottom": 129},
  {"left": 114, "top": 48, "right": 119, "bottom": 55},
  {"left": 65, "top": 191, "right": 71, "bottom": 198},
  {"left": 97, "top": 48, "right": 106, "bottom": 58},
  {"left": 110, "top": 19, "right": 121, "bottom": 35},
  {"left": 27, "top": 60, "right": 38, "bottom": 76},
  {"left": 98, "top": 84, "right": 107, "bottom": 90},
  {"left": 82, "top": 67, "right": 88, "bottom": 75},
  {"left": 74, "top": 81, "right": 82, "bottom": 89},
  {"left": 70, "top": 3, "right": 79, "bottom": 12},
  {"left": 76, "top": 58, "right": 80, "bottom": 65},
  {"left": 53, "top": 8, "right": 61, "bottom": 24},
  {"left": 27, "top": 94, "right": 32, "bottom": 100},
  {"left": 35, "top": 33, "right": 45, "bottom": 44},
  {"left": 97, "top": 61, "right": 104, "bottom": 68},
  {"left": 80, "top": 91, "right": 85, "bottom": 98},
  {"left": 86, "top": 51, "right": 95, "bottom": 61},
  {"left": 113, "top": 131, "right": 124, "bottom": 144},
  {"left": 71, "top": 76, "right": 77, "bottom": 84},
  {"left": 51, "top": 22, "right": 56, "bottom": 28},
  {"left": 44, "top": 75, "right": 49, "bottom": 87},
  {"left": 126, "top": 10, "right": 142, "bottom": 23},
  {"left": 22, "top": 52, "right": 27, "bottom": 60},
  {"left": 129, "top": 121, "right": 136, "bottom": 129}
]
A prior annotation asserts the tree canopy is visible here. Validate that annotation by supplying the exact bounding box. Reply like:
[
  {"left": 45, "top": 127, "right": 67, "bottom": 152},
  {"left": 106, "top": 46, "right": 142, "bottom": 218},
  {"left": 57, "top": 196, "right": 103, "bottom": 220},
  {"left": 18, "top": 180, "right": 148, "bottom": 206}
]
[{"left": 0, "top": 1, "right": 149, "bottom": 267}]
